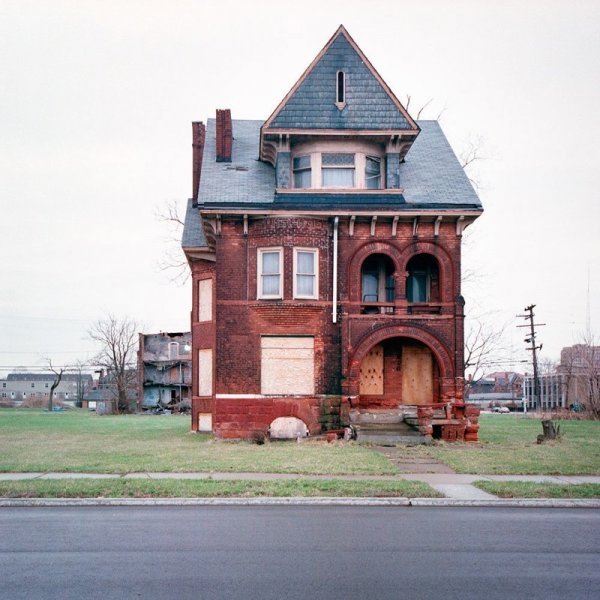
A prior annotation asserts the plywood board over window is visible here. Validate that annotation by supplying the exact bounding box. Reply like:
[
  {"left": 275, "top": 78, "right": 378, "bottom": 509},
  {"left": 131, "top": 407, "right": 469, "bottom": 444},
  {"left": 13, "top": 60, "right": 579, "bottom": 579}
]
[
  {"left": 359, "top": 344, "right": 384, "bottom": 395},
  {"left": 198, "top": 279, "right": 213, "bottom": 322},
  {"left": 198, "top": 349, "right": 213, "bottom": 397},
  {"left": 261, "top": 337, "right": 314, "bottom": 395},
  {"left": 401, "top": 346, "right": 433, "bottom": 405}
]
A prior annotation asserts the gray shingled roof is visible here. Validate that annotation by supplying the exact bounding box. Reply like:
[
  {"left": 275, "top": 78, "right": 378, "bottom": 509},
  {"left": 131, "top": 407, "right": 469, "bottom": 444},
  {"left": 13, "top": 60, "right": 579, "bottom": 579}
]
[
  {"left": 400, "top": 121, "right": 481, "bottom": 207},
  {"left": 182, "top": 118, "right": 481, "bottom": 248},
  {"left": 270, "top": 34, "right": 412, "bottom": 130},
  {"left": 198, "top": 119, "right": 274, "bottom": 204},
  {"left": 181, "top": 198, "right": 206, "bottom": 248}
]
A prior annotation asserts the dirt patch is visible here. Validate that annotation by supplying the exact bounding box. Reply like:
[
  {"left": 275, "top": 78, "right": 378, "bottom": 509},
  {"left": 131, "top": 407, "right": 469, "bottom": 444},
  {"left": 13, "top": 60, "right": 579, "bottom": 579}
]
[{"left": 374, "top": 446, "right": 456, "bottom": 474}]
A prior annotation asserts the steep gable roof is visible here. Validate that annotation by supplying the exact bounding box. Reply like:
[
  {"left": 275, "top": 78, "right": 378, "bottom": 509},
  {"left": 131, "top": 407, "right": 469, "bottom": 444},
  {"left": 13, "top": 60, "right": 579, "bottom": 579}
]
[{"left": 263, "top": 25, "right": 418, "bottom": 133}]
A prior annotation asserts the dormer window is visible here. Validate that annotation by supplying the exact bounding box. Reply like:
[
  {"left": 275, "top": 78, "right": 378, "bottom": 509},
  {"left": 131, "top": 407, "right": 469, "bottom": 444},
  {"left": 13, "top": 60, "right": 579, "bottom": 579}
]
[
  {"left": 336, "top": 71, "right": 346, "bottom": 109},
  {"left": 293, "top": 155, "right": 311, "bottom": 188},
  {"left": 365, "top": 156, "right": 381, "bottom": 189},
  {"left": 290, "top": 143, "right": 384, "bottom": 189},
  {"left": 322, "top": 153, "right": 355, "bottom": 187}
]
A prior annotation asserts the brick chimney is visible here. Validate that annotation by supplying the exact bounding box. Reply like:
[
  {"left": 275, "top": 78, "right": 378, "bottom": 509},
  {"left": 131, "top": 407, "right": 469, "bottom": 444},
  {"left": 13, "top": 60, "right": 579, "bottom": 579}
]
[
  {"left": 215, "top": 109, "right": 233, "bottom": 163},
  {"left": 192, "top": 121, "right": 206, "bottom": 200}
]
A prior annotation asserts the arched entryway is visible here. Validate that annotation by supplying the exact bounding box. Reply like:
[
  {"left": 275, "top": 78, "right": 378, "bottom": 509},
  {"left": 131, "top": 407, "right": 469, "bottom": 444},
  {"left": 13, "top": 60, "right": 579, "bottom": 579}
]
[{"left": 357, "top": 337, "right": 441, "bottom": 409}]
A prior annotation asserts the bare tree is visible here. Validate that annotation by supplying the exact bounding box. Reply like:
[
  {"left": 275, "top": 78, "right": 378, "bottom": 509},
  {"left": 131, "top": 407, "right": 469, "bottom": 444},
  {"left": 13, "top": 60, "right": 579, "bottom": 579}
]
[
  {"left": 46, "top": 359, "right": 66, "bottom": 412},
  {"left": 156, "top": 199, "right": 189, "bottom": 284},
  {"left": 89, "top": 315, "right": 139, "bottom": 413},
  {"left": 464, "top": 315, "right": 509, "bottom": 393}
]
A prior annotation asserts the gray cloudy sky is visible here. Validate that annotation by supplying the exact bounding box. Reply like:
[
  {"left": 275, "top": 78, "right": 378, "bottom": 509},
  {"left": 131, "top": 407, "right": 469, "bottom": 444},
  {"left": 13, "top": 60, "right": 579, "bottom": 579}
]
[{"left": 1, "top": 0, "right": 599, "bottom": 376}]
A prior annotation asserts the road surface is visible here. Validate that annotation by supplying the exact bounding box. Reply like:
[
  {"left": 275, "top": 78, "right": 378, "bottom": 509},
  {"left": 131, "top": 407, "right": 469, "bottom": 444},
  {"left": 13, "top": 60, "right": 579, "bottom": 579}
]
[{"left": 1, "top": 506, "right": 598, "bottom": 599}]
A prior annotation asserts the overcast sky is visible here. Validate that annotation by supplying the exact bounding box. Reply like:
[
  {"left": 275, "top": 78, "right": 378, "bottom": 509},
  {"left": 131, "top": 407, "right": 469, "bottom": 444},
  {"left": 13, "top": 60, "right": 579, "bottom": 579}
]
[{"left": 1, "top": 0, "right": 599, "bottom": 376}]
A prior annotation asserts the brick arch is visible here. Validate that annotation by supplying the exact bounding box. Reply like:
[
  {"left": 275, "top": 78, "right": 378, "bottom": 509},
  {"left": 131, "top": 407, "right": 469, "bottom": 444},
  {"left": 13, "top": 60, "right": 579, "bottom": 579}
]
[
  {"left": 400, "top": 241, "right": 454, "bottom": 302},
  {"left": 347, "top": 241, "right": 404, "bottom": 302},
  {"left": 346, "top": 323, "right": 455, "bottom": 395}
]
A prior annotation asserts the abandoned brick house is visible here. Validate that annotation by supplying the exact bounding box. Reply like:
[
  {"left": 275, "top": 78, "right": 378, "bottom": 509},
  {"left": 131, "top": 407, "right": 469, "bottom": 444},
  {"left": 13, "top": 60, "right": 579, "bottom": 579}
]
[{"left": 182, "top": 26, "right": 483, "bottom": 442}]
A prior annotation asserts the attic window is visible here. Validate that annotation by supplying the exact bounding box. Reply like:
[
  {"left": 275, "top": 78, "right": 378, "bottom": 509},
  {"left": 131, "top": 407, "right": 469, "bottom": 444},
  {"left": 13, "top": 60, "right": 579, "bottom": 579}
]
[{"left": 335, "top": 71, "right": 346, "bottom": 110}]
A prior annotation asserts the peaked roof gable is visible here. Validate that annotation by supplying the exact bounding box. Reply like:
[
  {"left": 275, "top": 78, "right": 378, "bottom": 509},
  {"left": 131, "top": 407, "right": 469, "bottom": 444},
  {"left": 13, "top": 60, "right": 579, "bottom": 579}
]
[{"left": 263, "top": 26, "right": 418, "bottom": 132}]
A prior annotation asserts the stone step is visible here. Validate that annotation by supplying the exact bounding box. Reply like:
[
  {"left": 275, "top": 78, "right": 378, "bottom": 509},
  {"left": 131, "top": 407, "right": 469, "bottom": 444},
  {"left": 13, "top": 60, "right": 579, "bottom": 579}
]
[
  {"left": 350, "top": 410, "right": 404, "bottom": 424},
  {"left": 355, "top": 418, "right": 429, "bottom": 445}
]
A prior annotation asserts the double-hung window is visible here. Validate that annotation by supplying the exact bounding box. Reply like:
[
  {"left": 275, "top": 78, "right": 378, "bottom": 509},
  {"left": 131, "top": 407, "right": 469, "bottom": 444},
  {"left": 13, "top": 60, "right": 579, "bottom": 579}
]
[
  {"left": 258, "top": 248, "right": 283, "bottom": 299},
  {"left": 293, "top": 155, "right": 311, "bottom": 188},
  {"left": 294, "top": 249, "right": 318, "bottom": 299},
  {"left": 321, "top": 153, "right": 355, "bottom": 188},
  {"left": 365, "top": 156, "right": 381, "bottom": 189}
]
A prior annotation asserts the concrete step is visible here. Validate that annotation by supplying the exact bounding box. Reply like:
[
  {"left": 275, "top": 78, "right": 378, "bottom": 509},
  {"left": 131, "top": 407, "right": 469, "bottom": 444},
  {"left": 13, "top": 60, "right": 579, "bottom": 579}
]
[
  {"left": 350, "top": 410, "right": 404, "bottom": 424},
  {"left": 355, "top": 418, "right": 429, "bottom": 445}
]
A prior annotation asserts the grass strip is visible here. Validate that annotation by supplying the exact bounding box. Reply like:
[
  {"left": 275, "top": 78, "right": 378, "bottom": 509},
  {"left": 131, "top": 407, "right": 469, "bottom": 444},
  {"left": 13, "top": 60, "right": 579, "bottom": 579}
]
[
  {"left": 0, "top": 410, "right": 395, "bottom": 475},
  {"left": 0, "top": 478, "right": 440, "bottom": 499},
  {"left": 473, "top": 481, "right": 600, "bottom": 499}
]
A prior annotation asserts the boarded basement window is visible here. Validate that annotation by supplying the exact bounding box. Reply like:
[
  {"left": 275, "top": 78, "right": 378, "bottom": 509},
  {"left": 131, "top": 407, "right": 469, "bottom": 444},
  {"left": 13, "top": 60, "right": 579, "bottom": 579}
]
[{"left": 261, "top": 336, "right": 314, "bottom": 395}]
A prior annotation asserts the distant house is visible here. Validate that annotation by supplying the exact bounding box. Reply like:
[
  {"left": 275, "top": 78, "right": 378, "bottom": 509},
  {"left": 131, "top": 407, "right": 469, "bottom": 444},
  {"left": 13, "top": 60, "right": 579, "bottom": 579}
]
[
  {"left": 83, "top": 369, "right": 138, "bottom": 414},
  {"left": 467, "top": 371, "right": 524, "bottom": 409},
  {"left": 137, "top": 332, "right": 192, "bottom": 412},
  {"left": 0, "top": 372, "right": 93, "bottom": 407},
  {"left": 182, "top": 26, "right": 483, "bottom": 442}
]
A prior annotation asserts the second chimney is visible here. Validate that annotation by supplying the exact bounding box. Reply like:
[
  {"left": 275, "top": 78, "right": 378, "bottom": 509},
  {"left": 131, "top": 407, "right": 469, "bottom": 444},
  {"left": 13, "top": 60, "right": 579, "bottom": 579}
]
[
  {"left": 216, "top": 109, "right": 233, "bottom": 163},
  {"left": 192, "top": 121, "right": 206, "bottom": 200}
]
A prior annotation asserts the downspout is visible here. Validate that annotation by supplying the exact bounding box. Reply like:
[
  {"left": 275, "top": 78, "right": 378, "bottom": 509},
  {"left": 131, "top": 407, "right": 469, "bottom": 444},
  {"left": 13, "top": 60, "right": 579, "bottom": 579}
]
[{"left": 332, "top": 217, "right": 339, "bottom": 323}]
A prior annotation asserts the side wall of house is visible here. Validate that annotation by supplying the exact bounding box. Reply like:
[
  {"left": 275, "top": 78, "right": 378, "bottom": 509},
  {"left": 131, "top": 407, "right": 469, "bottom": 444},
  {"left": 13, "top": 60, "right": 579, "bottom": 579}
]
[{"left": 211, "top": 216, "right": 342, "bottom": 438}]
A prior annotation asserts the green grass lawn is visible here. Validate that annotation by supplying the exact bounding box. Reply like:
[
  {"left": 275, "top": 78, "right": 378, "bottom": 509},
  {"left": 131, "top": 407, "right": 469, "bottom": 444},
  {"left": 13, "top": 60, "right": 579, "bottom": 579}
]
[
  {"left": 0, "top": 478, "right": 439, "bottom": 499},
  {"left": 425, "top": 414, "right": 600, "bottom": 475},
  {"left": 473, "top": 481, "right": 600, "bottom": 499},
  {"left": 0, "top": 409, "right": 394, "bottom": 475},
  {"left": 1, "top": 409, "right": 599, "bottom": 476}
]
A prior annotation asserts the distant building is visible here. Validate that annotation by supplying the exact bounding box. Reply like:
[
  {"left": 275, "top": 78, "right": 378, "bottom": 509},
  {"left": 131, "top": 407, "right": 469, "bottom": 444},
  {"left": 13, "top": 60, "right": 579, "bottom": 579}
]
[
  {"left": 0, "top": 372, "right": 93, "bottom": 407},
  {"left": 467, "top": 371, "right": 524, "bottom": 409},
  {"left": 137, "top": 332, "right": 192, "bottom": 412},
  {"left": 83, "top": 369, "right": 138, "bottom": 414},
  {"left": 523, "top": 373, "right": 566, "bottom": 411}
]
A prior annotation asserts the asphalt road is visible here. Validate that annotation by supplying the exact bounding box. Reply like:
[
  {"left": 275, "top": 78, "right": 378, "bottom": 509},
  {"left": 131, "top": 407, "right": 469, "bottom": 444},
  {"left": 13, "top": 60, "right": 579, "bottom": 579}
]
[{"left": 1, "top": 506, "right": 598, "bottom": 600}]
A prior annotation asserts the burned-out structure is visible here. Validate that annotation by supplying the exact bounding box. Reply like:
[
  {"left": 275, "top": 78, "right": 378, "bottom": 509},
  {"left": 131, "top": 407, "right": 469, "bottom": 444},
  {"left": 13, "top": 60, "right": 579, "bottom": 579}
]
[
  {"left": 182, "top": 26, "right": 483, "bottom": 441},
  {"left": 137, "top": 332, "right": 192, "bottom": 412}
]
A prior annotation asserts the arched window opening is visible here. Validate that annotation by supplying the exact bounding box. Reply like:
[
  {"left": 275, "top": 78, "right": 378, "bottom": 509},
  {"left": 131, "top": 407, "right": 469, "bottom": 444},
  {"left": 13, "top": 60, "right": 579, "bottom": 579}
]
[
  {"left": 406, "top": 254, "right": 440, "bottom": 304},
  {"left": 361, "top": 254, "right": 395, "bottom": 313}
]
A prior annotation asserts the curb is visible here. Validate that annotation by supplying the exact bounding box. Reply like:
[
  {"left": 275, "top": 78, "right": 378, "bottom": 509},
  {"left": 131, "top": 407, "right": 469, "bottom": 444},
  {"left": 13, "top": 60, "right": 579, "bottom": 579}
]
[{"left": 1, "top": 497, "right": 599, "bottom": 508}]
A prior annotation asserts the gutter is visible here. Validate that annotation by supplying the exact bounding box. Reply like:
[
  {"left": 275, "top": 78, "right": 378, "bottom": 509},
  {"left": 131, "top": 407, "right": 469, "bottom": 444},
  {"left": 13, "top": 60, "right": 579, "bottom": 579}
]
[{"left": 332, "top": 217, "right": 339, "bottom": 323}]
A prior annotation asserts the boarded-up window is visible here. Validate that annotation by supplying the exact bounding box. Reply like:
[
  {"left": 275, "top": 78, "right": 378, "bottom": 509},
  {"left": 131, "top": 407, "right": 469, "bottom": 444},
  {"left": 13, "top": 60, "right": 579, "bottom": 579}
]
[
  {"left": 198, "top": 279, "right": 212, "bottom": 322},
  {"left": 198, "top": 349, "right": 213, "bottom": 396},
  {"left": 261, "top": 336, "right": 314, "bottom": 395}
]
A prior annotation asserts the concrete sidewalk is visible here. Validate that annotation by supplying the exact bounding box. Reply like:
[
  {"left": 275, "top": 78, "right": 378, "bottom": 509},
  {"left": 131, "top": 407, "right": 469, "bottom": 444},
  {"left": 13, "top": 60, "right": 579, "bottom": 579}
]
[{"left": 0, "top": 471, "right": 599, "bottom": 502}]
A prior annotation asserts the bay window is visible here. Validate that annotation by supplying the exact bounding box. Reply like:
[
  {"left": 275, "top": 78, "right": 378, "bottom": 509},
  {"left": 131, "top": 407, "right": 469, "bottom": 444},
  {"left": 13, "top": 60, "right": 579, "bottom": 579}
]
[
  {"left": 321, "top": 153, "right": 355, "bottom": 187},
  {"left": 293, "top": 155, "right": 311, "bottom": 188}
]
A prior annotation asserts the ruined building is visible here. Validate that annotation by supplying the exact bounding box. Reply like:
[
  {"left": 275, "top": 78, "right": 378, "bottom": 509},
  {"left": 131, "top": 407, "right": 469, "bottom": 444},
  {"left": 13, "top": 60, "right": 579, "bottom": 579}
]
[{"left": 182, "top": 26, "right": 483, "bottom": 441}]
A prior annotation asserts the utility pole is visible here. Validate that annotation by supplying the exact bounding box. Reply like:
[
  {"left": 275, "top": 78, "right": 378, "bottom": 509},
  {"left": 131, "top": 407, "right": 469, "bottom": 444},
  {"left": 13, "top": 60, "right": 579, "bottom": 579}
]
[{"left": 517, "top": 304, "right": 545, "bottom": 410}]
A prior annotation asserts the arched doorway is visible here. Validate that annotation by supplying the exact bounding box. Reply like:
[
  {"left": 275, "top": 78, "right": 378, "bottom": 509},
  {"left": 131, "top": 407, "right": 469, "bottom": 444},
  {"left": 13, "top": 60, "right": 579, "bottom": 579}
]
[{"left": 358, "top": 337, "right": 440, "bottom": 409}]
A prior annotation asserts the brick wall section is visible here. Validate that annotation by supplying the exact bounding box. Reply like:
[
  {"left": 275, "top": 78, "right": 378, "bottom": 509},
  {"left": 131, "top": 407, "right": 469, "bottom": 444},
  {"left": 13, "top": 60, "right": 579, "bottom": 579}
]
[
  {"left": 215, "top": 109, "right": 232, "bottom": 163},
  {"left": 190, "top": 259, "right": 216, "bottom": 431}
]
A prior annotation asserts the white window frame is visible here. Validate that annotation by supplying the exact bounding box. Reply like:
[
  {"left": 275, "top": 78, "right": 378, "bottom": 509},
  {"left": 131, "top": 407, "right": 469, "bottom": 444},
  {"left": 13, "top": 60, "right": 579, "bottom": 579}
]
[
  {"left": 293, "top": 248, "right": 318, "bottom": 299},
  {"left": 257, "top": 248, "right": 283, "bottom": 299}
]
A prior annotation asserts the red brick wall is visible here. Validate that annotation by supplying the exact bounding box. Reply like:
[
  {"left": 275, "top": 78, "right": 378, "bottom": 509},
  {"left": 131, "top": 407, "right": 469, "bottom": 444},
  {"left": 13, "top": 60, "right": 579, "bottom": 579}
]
[{"left": 189, "top": 214, "right": 467, "bottom": 438}]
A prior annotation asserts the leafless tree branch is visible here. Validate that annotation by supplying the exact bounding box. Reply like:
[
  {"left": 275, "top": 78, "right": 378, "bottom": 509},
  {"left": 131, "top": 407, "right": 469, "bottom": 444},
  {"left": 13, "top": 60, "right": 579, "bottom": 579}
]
[{"left": 89, "top": 315, "right": 139, "bottom": 413}]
